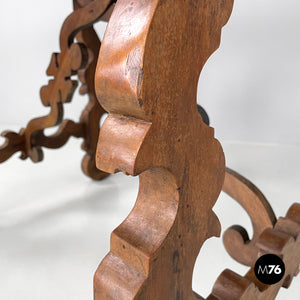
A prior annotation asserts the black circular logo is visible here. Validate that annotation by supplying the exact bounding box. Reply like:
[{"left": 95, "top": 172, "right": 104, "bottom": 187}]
[{"left": 254, "top": 254, "right": 285, "bottom": 284}]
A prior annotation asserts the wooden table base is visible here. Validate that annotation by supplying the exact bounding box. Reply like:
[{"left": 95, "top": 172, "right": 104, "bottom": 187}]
[
  {"left": 0, "top": 0, "right": 116, "bottom": 180},
  {"left": 1, "top": 1, "right": 299, "bottom": 299},
  {"left": 209, "top": 203, "right": 300, "bottom": 300}
]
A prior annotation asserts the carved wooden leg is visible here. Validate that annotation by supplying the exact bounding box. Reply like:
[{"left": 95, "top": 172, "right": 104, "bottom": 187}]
[
  {"left": 93, "top": 0, "right": 300, "bottom": 299},
  {"left": 0, "top": 0, "right": 115, "bottom": 179},
  {"left": 93, "top": 0, "right": 233, "bottom": 299}
]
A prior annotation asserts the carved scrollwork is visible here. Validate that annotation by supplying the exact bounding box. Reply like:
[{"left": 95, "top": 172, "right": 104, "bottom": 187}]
[
  {"left": 0, "top": 0, "right": 114, "bottom": 179},
  {"left": 222, "top": 168, "right": 277, "bottom": 266},
  {"left": 208, "top": 203, "right": 300, "bottom": 300},
  {"left": 0, "top": 130, "right": 25, "bottom": 163},
  {"left": 93, "top": 0, "right": 234, "bottom": 298}
]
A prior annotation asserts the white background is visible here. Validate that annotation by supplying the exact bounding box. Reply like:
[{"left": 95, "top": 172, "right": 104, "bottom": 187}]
[{"left": 0, "top": 1, "right": 299, "bottom": 299}]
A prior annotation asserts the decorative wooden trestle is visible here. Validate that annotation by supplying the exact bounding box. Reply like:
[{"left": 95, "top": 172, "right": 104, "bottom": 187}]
[{"left": 1, "top": 1, "right": 299, "bottom": 299}]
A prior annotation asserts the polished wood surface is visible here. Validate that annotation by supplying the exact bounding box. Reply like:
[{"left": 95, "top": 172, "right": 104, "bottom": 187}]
[
  {"left": 223, "top": 168, "right": 277, "bottom": 266},
  {"left": 93, "top": 0, "right": 299, "bottom": 299},
  {"left": 0, "top": 0, "right": 115, "bottom": 179},
  {"left": 93, "top": 0, "right": 231, "bottom": 298},
  {"left": 0, "top": 1, "right": 299, "bottom": 299},
  {"left": 209, "top": 203, "right": 300, "bottom": 300}
]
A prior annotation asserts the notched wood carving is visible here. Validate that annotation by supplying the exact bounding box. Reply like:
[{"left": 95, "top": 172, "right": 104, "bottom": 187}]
[
  {"left": 208, "top": 203, "right": 300, "bottom": 300},
  {"left": 2, "top": 1, "right": 298, "bottom": 299},
  {"left": 96, "top": 115, "right": 151, "bottom": 175},
  {"left": 94, "top": 0, "right": 234, "bottom": 298},
  {"left": 0, "top": 0, "right": 115, "bottom": 179}
]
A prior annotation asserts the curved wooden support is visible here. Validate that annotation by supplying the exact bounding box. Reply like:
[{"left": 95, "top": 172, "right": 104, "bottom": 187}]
[
  {"left": 24, "top": 0, "right": 112, "bottom": 162},
  {"left": 195, "top": 104, "right": 276, "bottom": 267},
  {"left": 0, "top": 130, "right": 25, "bottom": 163},
  {"left": 0, "top": 0, "right": 112, "bottom": 179},
  {"left": 94, "top": 0, "right": 233, "bottom": 298},
  {"left": 195, "top": 106, "right": 276, "bottom": 267},
  {"left": 75, "top": 2, "right": 110, "bottom": 180},
  {"left": 208, "top": 203, "right": 300, "bottom": 300},
  {"left": 194, "top": 104, "right": 275, "bottom": 267},
  {"left": 222, "top": 168, "right": 277, "bottom": 266},
  {"left": 35, "top": 120, "right": 84, "bottom": 149}
]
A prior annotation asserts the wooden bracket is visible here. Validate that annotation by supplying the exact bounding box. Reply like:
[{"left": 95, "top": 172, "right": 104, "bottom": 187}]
[{"left": 0, "top": 0, "right": 116, "bottom": 179}]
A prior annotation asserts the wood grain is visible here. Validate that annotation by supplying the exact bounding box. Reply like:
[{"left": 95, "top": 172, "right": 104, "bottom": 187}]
[
  {"left": 94, "top": 0, "right": 233, "bottom": 298},
  {"left": 223, "top": 168, "right": 277, "bottom": 266},
  {"left": 209, "top": 203, "right": 300, "bottom": 300},
  {"left": 0, "top": 0, "right": 113, "bottom": 179},
  {"left": 0, "top": 1, "right": 299, "bottom": 298}
]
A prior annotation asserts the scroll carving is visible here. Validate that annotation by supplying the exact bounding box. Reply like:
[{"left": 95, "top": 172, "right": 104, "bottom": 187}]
[
  {"left": 208, "top": 203, "right": 300, "bottom": 300},
  {"left": 195, "top": 104, "right": 277, "bottom": 267},
  {"left": 222, "top": 168, "right": 277, "bottom": 266},
  {"left": 195, "top": 106, "right": 278, "bottom": 267},
  {"left": 94, "top": 0, "right": 234, "bottom": 298},
  {"left": 0, "top": 0, "right": 115, "bottom": 179},
  {"left": 1, "top": 1, "right": 299, "bottom": 299}
]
